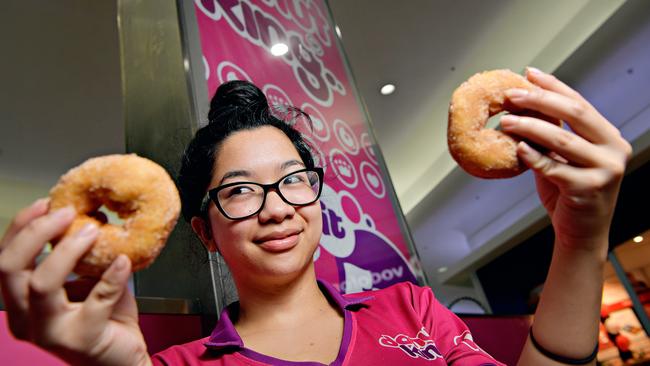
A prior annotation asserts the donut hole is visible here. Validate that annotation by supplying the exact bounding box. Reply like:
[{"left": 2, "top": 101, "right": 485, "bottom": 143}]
[
  {"left": 90, "top": 205, "right": 126, "bottom": 226},
  {"left": 489, "top": 109, "right": 544, "bottom": 151},
  {"left": 85, "top": 188, "right": 137, "bottom": 227},
  {"left": 489, "top": 111, "right": 509, "bottom": 130}
]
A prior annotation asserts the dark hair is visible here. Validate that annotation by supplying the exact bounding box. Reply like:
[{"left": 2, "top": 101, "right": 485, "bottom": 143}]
[{"left": 177, "top": 80, "right": 315, "bottom": 222}]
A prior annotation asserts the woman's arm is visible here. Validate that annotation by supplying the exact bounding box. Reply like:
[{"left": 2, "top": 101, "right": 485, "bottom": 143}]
[
  {"left": 498, "top": 67, "right": 632, "bottom": 365},
  {"left": 517, "top": 242, "right": 606, "bottom": 365}
]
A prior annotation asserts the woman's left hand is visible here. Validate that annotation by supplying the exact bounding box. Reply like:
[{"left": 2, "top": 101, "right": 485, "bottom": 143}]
[{"left": 499, "top": 67, "right": 632, "bottom": 255}]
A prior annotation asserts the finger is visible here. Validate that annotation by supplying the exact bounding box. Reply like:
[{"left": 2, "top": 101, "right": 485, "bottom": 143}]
[
  {"left": 504, "top": 86, "right": 617, "bottom": 145},
  {"left": 0, "top": 271, "right": 32, "bottom": 340},
  {"left": 112, "top": 282, "right": 139, "bottom": 324},
  {"left": 82, "top": 255, "right": 132, "bottom": 324},
  {"left": 0, "top": 206, "right": 76, "bottom": 273},
  {"left": 533, "top": 173, "right": 559, "bottom": 213},
  {"left": 525, "top": 66, "right": 584, "bottom": 101},
  {"left": 518, "top": 141, "right": 603, "bottom": 191},
  {"left": 29, "top": 223, "right": 98, "bottom": 310},
  {"left": 0, "top": 199, "right": 51, "bottom": 340},
  {"left": 548, "top": 151, "right": 569, "bottom": 164},
  {"left": 527, "top": 67, "right": 634, "bottom": 161},
  {"left": 501, "top": 114, "right": 602, "bottom": 167},
  {"left": 0, "top": 198, "right": 50, "bottom": 250}
]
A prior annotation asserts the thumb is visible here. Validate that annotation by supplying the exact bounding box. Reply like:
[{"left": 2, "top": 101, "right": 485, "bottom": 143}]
[{"left": 82, "top": 255, "right": 132, "bottom": 323}]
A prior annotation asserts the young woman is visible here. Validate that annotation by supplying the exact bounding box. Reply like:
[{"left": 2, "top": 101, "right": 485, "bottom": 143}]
[{"left": 0, "top": 68, "right": 632, "bottom": 365}]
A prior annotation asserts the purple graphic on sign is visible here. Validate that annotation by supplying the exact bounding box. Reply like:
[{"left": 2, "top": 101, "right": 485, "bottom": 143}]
[
  {"left": 338, "top": 230, "right": 417, "bottom": 292},
  {"left": 194, "top": 0, "right": 421, "bottom": 293}
]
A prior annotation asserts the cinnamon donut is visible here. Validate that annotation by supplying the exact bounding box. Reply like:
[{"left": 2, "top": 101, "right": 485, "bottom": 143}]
[
  {"left": 447, "top": 69, "right": 560, "bottom": 179},
  {"left": 49, "top": 154, "right": 181, "bottom": 276}
]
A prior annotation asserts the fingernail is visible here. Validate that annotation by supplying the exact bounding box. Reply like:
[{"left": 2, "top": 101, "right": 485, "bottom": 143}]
[
  {"left": 505, "top": 88, "right": 528, "bottom": 99},
  {"left": 52, "top": 206, "right": 75, "bottom": 220},
  {"left": 500, "top": 114, "right": 520, "bottom": 128},
  {"left": 76, "top": 223, "right": 98, "bottom": 238},
  {"left": 31, "top": 198, "right": 50, "bottom": 209},
  {"left": 114, "top": 255, "right": 128, "bottom": 271},
  {"left": 518, "top": 141, "right": 541, "bottom": 159},
  {"left": 526, "top": 66, "right": 543, "bottom": 75}
]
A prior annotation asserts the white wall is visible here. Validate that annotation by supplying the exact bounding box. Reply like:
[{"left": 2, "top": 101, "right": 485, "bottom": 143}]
[{"left": 0, "top": 0, "right": 124, "bottom": 228}]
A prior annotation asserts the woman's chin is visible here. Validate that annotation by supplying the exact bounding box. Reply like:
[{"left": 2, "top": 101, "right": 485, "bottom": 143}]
[{"left": 255, "top": 257, "right": 316, "bottom": 283}]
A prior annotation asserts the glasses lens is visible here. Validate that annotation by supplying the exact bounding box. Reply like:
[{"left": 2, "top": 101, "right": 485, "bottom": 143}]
[
  {"left": 217, "top": 184, "right": 264, "bottom": 218},
  {"left": 279, "top": 170, "right": 321, "bottom": 205}
]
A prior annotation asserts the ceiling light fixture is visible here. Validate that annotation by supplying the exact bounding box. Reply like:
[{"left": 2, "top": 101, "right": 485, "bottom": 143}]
[
  {"left": 634, "top": 236, "right": 644, "bottom": 243},
  {"left": 380, "top": 83, "right": 395, "bottom": 95},
  {"left": 438, "top": 267, "right": 448, "bottom": 273},
  {"left": 270, "top": 43, "right": 289, "bottom": 56}
]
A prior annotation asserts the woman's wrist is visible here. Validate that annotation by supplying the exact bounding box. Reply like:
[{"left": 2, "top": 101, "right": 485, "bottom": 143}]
[
  {"left": 552, "top": 243, "right": 608, "bottom": 270},
  {"left": 529, "top": 327, "right": 598, "bottom": 364},
  {"left": 553, "top": 230, "right": 609, "bottom": 261}
]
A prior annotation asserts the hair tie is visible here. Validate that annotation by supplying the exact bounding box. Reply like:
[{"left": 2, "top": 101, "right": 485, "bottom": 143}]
[{"left": 529, "top": 327, "right": 598, "bottom": 365}]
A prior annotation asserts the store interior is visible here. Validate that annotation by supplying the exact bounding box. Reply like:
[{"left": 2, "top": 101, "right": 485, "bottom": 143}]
[{"left": 1, "top": 1, "right": 649, "bottom": 365}]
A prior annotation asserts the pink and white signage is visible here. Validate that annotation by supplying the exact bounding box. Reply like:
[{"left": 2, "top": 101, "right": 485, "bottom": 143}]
[{"left": 194, "top": 0, "right": 420, "bottom": 293}]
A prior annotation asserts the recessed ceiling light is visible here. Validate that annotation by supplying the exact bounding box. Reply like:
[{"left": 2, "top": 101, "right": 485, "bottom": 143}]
[
  {"left": 634, "top": 236, "right": 644, "bottom": 243},
  {"left": 335, "top": 25, "right": 342, "bottom": 38},
  {"left": 438, "top": 267, "right": 448, "bottom": 273},
  {"left": 270, "top": 43, "right": 289, "bottom": 56},
  {"left": 380, "top": 83, "right": 395, "bottom": 95}
]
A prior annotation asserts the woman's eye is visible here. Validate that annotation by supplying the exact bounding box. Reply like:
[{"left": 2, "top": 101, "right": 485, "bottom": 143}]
[
  {"left": 283, "top": 174, "right": 305, "bottom": 185},
  {"left": 227, "top": 186, "right": 253, "bottom": 197}
]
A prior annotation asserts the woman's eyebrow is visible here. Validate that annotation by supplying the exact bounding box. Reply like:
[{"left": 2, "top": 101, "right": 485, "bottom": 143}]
[
  {"left": 281, "top": 160, "right": 305, "bottom": 170},
  {"left": 218, "top": 160, "right": 304, "bottom": 185},
  {"left": 219, "top": 170, "right": 250, "bottom": 185}
]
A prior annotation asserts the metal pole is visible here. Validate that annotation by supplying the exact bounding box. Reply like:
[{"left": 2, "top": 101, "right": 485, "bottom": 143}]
[{"left": 608, "top": 251, "right": 650, "bottom": 334}]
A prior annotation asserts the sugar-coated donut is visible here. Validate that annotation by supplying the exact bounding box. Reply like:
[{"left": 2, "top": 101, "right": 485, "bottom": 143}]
[
  {"left": 49, "top": 154, "right": 181, "bottom": 276},
  {"left": 447, "top": 69, "right": 560, "bottom": 179}
]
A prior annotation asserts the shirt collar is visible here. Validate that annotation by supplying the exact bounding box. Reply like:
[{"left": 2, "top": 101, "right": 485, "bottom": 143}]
[{"left": 204, "top": 279, "right": 373, "bottom": 349}]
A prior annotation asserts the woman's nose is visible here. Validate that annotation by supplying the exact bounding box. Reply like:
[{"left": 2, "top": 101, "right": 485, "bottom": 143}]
[{"left": 257, "top": 190, "right": 295, "bottom": 223}]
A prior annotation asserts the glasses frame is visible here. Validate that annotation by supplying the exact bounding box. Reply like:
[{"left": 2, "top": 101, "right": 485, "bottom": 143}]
[{"left": 202, "top": 167, "right": 324, "bottom": 220}]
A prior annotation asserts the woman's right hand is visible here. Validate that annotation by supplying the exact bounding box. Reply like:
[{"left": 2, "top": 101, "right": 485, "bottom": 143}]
[{"left": 0, "top": 199, "right": 151, "bottom": 366}]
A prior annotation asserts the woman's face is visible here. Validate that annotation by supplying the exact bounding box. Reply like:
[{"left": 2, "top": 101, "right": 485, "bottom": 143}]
[{"left": 205, "top": 126, "right": 322, "bottom": 286}]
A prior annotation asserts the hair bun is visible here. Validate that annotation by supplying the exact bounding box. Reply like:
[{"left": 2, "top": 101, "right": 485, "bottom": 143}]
[{"left": 208, "top": 80, "right": 268, "bottom": 122}]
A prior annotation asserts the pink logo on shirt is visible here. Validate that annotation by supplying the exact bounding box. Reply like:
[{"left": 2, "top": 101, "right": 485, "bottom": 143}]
[{"left": 378, "top": 327, "right": 443, "bottom": 361}]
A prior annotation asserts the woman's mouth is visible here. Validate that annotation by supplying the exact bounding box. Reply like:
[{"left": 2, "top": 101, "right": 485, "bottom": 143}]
[{"left": 255, "top": 231, "right": 301, "bottom": 252}]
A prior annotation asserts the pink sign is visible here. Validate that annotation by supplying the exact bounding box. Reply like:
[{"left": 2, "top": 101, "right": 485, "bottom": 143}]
[{"left": 194, "top": 0, "right": 420, "bottom": 293}]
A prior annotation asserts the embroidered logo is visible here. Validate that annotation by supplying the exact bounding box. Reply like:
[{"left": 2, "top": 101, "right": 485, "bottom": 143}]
[
  {"left": 378, "top": 327, "right": 443, "bottom": 361},
  {"left": 453, "top": 330, "right": 494, "bottom": 359}
]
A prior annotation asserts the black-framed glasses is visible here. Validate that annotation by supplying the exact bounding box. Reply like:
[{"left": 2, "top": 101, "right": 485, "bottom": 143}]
[{"left": 201, "top": 168, "right": 324, "bottom": 220}]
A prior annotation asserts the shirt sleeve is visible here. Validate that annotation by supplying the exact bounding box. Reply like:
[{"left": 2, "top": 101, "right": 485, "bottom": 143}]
[{"left": 409, "top": 282, "right": 507, "bottom": 366}]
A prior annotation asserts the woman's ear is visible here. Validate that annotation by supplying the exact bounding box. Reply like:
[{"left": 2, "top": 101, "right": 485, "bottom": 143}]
[{"left": 190, "top": 216, "right": 219, "bottom": 252}]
